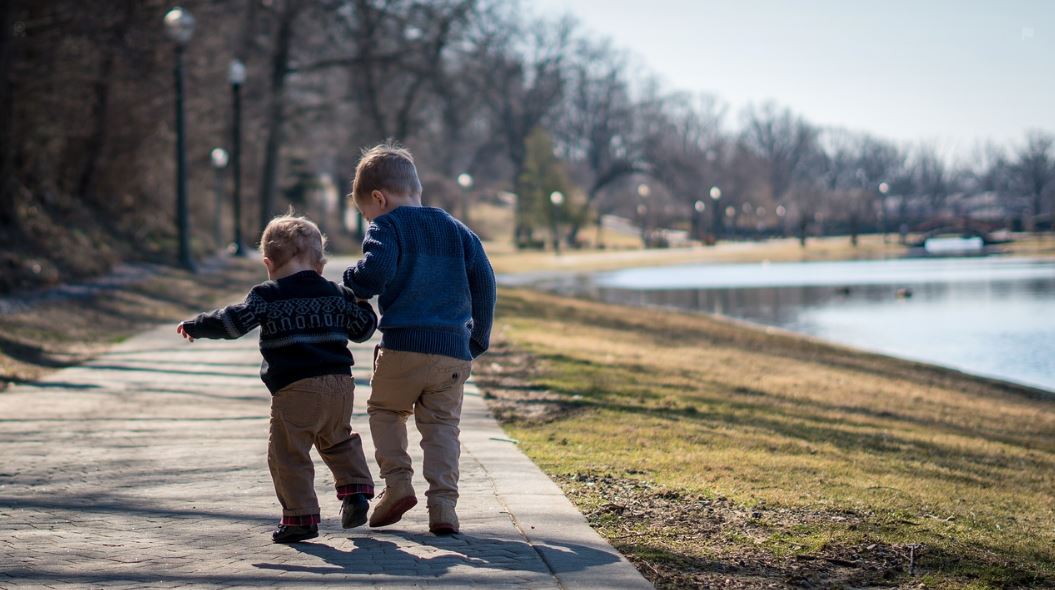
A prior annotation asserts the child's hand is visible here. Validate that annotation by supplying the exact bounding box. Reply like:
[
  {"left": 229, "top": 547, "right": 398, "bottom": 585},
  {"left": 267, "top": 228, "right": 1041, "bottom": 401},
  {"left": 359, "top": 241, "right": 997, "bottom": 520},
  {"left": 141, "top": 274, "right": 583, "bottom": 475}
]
[{"left": 176, "top": 322, "right": 195, "bottom": 342}]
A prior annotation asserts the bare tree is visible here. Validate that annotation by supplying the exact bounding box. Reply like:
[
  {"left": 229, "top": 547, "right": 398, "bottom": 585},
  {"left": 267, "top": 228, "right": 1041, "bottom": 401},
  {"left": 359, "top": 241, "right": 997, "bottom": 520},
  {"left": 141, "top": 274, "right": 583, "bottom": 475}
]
[
  {"left": 553, "top": 38, "right": 644, "bottom": 245},
  {"left": 741, "top": 102, "right": 817, "bottom": 206},
  {"left": 471, "top": 12, "right": 573, "bottom": 244},
  {"left": 75, "top": 0, "right": 136, "bottom": 204},
  {"left": 813, "top": 130, "right": 902, "bottom": 245},
  {"left": 910, "top": 144, "right": 953, "bottom": 220},
  {"left": 1010, "top": 130, "right": 1055, "bottom": 229},
  {"left": 855, "top": 134, "right": 903, "bottom": 239},
  {"left": 0, "top": 0, "right": 14, "bottom": 227},
  {"left": 258, "top": 0, "right": 305, "bottom": 231},
  {"left": 646, "top": 94, "right": 726, "bottom": 239}
]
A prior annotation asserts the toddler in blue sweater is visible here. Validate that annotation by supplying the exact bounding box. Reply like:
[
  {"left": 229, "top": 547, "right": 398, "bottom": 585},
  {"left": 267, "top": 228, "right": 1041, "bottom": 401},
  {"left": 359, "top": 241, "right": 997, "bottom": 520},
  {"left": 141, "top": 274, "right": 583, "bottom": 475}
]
[{"left": 343, "top": 143, "right": 496, "bottom": 534}]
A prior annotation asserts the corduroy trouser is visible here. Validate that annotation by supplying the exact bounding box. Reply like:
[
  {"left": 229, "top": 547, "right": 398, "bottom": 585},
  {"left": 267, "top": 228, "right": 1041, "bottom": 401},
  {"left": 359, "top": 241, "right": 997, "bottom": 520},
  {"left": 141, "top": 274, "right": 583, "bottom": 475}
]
[{"left": 268, "top": 374, "right": 374, "bottom": 517}]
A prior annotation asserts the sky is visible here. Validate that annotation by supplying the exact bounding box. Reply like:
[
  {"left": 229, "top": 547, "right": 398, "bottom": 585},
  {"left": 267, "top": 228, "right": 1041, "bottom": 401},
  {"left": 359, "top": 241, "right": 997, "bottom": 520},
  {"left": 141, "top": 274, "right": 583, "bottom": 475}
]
[{"left": 531, "top": 0, "right": 1054, "bottom": 158}]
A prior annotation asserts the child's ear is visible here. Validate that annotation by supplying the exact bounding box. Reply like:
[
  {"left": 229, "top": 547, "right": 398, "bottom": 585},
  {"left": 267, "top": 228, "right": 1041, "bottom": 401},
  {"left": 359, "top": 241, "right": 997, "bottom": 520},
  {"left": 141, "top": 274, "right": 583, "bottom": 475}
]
[
  {"left": 263, "top": 256, "right": 276, "bottom": 274},
  {"left": 372, "top": 189, "right": 387, "bottom": 209}
]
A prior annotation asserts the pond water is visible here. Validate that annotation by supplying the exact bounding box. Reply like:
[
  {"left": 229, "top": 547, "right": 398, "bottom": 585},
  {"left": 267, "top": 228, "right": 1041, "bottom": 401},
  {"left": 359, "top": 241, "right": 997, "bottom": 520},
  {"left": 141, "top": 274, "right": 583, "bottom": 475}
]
[{"left": 509, "top": 256, "right": 1055, "bottom": 393}]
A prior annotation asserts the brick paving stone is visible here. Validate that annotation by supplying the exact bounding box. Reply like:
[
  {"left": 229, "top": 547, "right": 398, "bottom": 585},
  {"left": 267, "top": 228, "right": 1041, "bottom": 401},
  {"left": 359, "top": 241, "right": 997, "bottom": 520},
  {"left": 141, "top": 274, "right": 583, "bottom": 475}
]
[{"left": 0, "top": 261, "right": 652, "bottom": 589}]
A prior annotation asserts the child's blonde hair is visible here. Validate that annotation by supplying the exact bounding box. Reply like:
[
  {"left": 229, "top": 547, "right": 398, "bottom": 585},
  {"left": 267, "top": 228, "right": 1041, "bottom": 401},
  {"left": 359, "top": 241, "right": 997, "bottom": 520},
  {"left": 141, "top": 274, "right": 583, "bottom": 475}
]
[
  {"left": 351, "top": 141, "right": 422, "bottom": 203},
  {"left": 259, "top": 213, "right": 327, "bottom": 268}
]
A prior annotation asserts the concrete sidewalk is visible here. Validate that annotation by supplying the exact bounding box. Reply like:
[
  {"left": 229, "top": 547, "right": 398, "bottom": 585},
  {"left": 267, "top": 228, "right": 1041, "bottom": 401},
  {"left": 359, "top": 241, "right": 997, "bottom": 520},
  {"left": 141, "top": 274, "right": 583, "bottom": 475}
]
[{"left": 0, "top": 317, "right": 652, "bottom": 588}]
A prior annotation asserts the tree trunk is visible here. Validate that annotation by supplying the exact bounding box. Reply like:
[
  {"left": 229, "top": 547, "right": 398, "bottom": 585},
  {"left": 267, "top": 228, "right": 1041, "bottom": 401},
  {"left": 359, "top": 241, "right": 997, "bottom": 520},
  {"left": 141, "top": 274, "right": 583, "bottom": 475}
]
[
  {"left": 77, "top": 0, "right": 135, "bottom": 204},
  {"left": 259, "top": 0, "right": 298, "bottom": 231},
  {"left": 564, "top": 187, "right": 598, "bottom": 247},
  {"left": 0, "top": 0, "right": 15, "bottom": 226}
]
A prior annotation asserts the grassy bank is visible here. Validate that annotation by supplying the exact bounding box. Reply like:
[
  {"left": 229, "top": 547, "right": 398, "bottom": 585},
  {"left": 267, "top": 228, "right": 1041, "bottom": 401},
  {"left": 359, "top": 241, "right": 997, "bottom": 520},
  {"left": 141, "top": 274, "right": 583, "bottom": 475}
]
[
  {"left": 0, "top": 258, "right": 265, "bottom": 389},
  {"left": 475, "top": 287, "right": 1055, "bottom": 589},
  {"left": 486, "top": 233, "right": 1055, "bottom": 275}
]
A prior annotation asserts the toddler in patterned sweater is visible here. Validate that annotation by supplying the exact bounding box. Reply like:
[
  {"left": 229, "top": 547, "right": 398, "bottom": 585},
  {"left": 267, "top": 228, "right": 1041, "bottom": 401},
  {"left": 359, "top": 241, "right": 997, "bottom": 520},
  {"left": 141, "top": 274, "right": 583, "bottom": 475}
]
[{"left": 177, "top": 214, "right": 377, "bottom": 543}]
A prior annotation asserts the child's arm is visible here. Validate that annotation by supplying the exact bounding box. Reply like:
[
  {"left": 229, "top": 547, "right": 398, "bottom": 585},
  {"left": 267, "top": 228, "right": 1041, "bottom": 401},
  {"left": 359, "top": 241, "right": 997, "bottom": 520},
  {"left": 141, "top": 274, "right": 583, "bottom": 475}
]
[
  {"left": 343, "top": 219, "right": 398, "bottom": 299},
  {"left": 466, "top": 237, "right": 497, "bottom": 359},
  {"left": 339, "top": 286, "right": 378, "bottom": 343},
  {"left": 177, "top": 290, "right": 265, "bottom": 342}
]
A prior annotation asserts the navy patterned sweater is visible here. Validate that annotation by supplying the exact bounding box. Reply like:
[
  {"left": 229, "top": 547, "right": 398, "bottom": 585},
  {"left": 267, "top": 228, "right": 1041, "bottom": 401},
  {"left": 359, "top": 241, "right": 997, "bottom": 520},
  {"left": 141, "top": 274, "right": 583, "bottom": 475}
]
[
  {"left": 180, "top": 270, "right": 377, "bottom": 394},
  {"left": 343, "top": 206, "right": 496, "bottom": 360}
]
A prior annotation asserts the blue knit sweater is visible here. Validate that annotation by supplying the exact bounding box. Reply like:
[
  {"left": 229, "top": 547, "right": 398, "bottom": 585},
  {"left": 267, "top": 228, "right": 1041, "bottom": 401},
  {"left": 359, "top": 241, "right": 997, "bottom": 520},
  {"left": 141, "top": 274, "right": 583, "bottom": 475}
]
[{"left": 343, "top": 206, "right": 496, "bottom": 360}]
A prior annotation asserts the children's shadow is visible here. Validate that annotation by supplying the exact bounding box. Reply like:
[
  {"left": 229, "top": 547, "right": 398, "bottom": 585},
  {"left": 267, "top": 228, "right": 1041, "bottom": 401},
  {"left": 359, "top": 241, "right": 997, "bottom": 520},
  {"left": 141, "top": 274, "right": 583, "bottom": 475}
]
[{"left": 253, "top": 530, "right": 617, "bottom": 577}]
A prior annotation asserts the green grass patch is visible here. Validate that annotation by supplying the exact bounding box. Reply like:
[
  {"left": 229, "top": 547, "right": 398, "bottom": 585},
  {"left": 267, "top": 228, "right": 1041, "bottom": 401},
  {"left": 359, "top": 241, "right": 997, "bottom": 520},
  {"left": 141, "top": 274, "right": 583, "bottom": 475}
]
[{"left": 480, "top": 288, "right": 1055, "bottom": 588}]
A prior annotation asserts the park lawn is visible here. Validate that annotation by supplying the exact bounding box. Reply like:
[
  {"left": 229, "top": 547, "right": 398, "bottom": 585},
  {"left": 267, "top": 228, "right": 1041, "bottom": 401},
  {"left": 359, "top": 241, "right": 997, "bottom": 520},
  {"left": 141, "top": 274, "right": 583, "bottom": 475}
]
[
  {"left": 476, "top": 287, "right": 1055, "bottom": 589},
  {"left": 485, "top": 232, "right": 1055, "bottom": 275}
]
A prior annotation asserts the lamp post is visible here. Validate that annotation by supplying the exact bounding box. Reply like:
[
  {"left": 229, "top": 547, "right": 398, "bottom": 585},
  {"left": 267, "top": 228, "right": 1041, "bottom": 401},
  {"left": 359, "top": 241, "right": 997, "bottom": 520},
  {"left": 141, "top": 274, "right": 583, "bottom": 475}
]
[
  {"left": 210, "top": 148, "right": 229, "bottom": 248},
  {"left": 637, "top": 183, "right": 650, "bottom": 246},
  {"left": 164, "top": 7, "right": 195, "bottom": 270},
  {"left": 229, "top": 59, "right": 247, "bottom": 255},
  {"left": 549, "top": 190, "right": 564, "bottom": 254},
  {"left": 709, "top": 186, "right": 722, "bottom": 240},
  {"left": 457, "top": 173, "right": 473, "bottom": 224},
  {"left": 693, "top": 200, "right": 705, "bottom": 242},
  {"left": 878, "top": 181, "right": 890, "bottom": 243}
]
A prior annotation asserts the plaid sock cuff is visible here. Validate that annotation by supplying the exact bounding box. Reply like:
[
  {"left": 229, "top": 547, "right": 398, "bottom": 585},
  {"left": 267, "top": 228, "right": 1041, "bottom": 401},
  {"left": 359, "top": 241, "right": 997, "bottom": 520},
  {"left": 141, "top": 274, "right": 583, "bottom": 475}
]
[
  {"left": 280, "top": 514, "right": 320, "bottom": 526},
  {"left": 336, "top": 483, "right": 375, "bottom": 500}
]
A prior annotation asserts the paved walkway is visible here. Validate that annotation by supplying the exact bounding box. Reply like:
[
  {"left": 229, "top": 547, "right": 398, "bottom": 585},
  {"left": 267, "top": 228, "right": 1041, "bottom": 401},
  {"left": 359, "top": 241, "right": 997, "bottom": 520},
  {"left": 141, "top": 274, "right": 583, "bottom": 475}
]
[{"left": 0, "top": 291, "right": 652, "bottom": 588}]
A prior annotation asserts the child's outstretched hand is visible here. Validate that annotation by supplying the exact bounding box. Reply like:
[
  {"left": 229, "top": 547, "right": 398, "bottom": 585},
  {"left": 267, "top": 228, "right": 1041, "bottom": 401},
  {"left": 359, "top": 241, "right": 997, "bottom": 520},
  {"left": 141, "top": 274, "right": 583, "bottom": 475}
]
[{"left": 176, "top": 322, "right": 195, "bottom": 342}]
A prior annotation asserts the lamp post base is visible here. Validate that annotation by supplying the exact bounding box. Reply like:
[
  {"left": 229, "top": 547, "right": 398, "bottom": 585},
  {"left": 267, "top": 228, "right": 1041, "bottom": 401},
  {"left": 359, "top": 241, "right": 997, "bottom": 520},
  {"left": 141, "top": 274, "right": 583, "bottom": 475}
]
[{"left": 180, "top": 257, "right": 198, "bottom": 273}]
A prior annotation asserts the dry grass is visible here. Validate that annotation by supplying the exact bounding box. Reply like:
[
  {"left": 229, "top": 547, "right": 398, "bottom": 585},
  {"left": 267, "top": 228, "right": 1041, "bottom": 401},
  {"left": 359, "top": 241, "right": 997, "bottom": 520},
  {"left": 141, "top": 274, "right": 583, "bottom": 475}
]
[
  {"left": 0, "top": 258, "right": 266, "bottom": 388},
  {"left": 487, "top": 234, "right": 911, "bottom": 275},
  {"left": 476, "top": 287, "right": 1055, "bottom": 589},
  {"left": 485, "top": 233, "right": 1055, "bottom": 275},
  {"left": 999, "top": 233, "right": 1055, "bottom": 257}
]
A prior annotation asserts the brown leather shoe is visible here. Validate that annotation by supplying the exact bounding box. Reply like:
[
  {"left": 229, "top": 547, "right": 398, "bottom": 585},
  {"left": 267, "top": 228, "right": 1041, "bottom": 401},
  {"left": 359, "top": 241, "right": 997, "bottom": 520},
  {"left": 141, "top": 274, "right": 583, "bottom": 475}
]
[
  {"left": 428, "top": 503, "right": 459, "bottom": 535},
  {"left": 368, "top": 480, "right": 417, "bottom": 528}
]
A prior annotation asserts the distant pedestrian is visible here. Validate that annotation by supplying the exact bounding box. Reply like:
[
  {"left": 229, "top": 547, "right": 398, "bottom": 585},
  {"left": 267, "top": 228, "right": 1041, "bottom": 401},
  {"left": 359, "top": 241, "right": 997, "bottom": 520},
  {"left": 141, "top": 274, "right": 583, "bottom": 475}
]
[
  {"left": 344, "top": 142, "right": 496, "bottom": 535},
  {"left": 177, "top": 214, "right": 378, "bottom": 543}
]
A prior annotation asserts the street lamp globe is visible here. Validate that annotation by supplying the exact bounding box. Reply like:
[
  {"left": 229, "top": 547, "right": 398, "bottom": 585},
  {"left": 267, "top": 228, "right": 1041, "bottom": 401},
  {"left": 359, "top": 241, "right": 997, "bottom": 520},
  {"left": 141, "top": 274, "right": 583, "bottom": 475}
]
[
  {"left": 694, "top": 200, "right": 705, "bottom": 213},
  {"left": 457, "top": 173, "right": 473, "bottom": 189},
  {"left": 637, "top": 183, "right": 650, "bottom": 198},
  {"left": 549, "top": 191, "right": 564, "bottom": 206},
  {"left": 637, "top": 204, "right": 647, "bottom": 217},
  {"left": 776, "top": 205, "right": 786, "bottom": 217},
  {"left": 163, "top": 7, "right": 195, "bottom": 45},
  {"left": 229, "top": 59, "right": 246, "bottom": 85},
  {"left": 210, "top": 147, "right": 229, "bottom": 169},
  {"left": 709, "top": 186, "right": 721, "bottom": 200},
  {"left": 878, "top": 182, "right": 890, "bottom": 195}
]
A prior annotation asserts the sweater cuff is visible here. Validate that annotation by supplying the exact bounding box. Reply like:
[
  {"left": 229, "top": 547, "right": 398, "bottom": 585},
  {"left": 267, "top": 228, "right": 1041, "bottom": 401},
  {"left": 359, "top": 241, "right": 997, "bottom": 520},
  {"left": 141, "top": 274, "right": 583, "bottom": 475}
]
[{"left": 342, "top": 268, "right": 373, "bottom": 300}]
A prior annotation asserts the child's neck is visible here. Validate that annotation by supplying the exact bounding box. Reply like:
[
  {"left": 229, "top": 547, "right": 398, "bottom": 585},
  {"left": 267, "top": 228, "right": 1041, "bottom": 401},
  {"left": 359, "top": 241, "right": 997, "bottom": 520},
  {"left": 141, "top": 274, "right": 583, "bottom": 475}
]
[
  {"left": 269, "top": 259, "right": 320, "bottom": 280},
  {"left": 384, "top": 193, "right": 422, "bottom": 214}
]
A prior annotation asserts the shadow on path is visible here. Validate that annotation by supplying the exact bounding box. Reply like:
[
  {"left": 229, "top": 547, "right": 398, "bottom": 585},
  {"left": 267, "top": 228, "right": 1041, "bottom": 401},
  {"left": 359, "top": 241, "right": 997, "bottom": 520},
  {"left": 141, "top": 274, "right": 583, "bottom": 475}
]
[{"left": 252, "top": 531, "right": 617, "bottom": 577}]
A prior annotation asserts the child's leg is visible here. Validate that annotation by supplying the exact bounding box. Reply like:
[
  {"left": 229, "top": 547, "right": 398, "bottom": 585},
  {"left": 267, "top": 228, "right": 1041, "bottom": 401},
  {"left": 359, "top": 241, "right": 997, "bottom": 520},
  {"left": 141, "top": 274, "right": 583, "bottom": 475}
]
[
  {"left": 314, "top": 374, "right": 374, "bottom": 499},
  {"left": 416, "top": 356, "right": 472, "bottom": 509},
  {"left": 366, "top": 348, "right": 428, "bottom": 484},
  {"left": 268, "top": 382, "right": 324, "bottom": 525}
]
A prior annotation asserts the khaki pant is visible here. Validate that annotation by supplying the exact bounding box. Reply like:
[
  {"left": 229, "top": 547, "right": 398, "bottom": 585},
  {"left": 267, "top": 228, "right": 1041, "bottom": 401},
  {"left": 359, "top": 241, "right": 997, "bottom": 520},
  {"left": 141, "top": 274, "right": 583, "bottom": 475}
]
[
  {"left": 268, "top": 374, "right": 374, "bottom": 517},
  {"left": 368, "top": 347, "right": 472, "bottom": 508}
]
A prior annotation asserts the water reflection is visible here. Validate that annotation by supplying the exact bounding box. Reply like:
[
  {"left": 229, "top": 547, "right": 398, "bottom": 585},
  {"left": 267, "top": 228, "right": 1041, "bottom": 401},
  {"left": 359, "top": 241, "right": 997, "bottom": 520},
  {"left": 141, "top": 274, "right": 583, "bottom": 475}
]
[{"left": 520, "top": 257, "right": 1055, "bottom": 393}]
